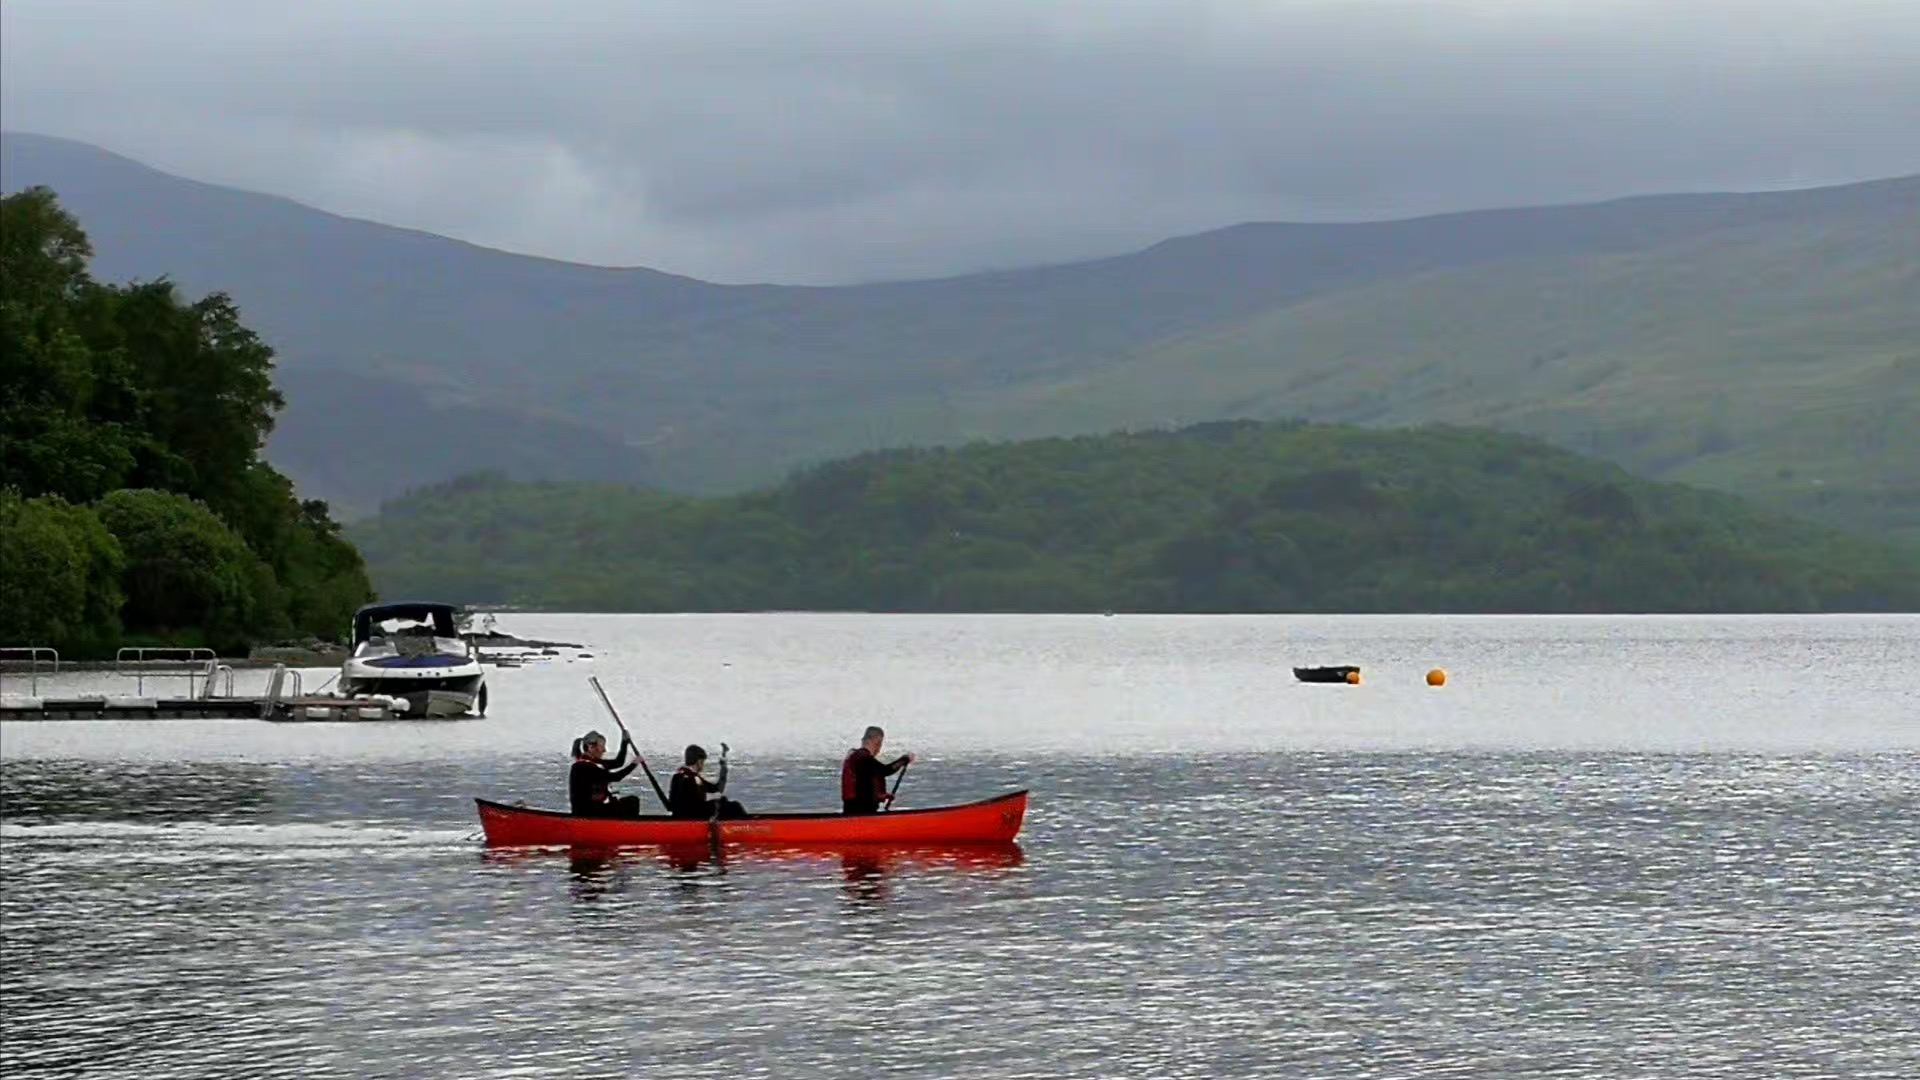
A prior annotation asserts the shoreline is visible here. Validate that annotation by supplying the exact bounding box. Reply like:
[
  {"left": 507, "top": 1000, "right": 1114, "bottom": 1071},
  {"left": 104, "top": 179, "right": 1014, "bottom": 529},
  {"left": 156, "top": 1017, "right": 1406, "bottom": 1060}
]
[{"left": 1, "top": 632, "right": 588, "bottom": 673}]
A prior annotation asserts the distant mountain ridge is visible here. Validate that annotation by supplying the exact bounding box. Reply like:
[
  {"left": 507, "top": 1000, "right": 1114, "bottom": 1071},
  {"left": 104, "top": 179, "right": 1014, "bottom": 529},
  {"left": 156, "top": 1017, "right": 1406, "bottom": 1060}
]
[{"left": 4, "top": 131, "right": 1914, "bottom": 541}]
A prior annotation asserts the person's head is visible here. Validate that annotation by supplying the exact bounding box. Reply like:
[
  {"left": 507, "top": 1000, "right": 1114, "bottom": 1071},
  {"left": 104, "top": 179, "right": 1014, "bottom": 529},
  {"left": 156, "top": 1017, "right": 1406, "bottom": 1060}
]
[
  {"left": 684, "top": 744, "right": 707, "bottom": 771},
  {"left": 861, "top": 725, "right": 885, "bottom": 753},
  {"left": 573, "top": 730, "right": 607, "bottom": 760}
]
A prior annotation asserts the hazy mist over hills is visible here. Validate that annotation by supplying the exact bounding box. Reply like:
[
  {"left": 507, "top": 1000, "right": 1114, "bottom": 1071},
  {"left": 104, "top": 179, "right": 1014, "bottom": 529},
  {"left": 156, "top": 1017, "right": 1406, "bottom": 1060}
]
[{"left": 10, "top": 1, "right": 1918, "bottom": 285}]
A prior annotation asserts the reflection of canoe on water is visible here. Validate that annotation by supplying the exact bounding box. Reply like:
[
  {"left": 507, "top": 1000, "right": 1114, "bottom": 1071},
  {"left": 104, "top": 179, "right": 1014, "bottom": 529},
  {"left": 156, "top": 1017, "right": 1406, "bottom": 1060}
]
[
  {"left": 474, "top": 790, "right": 1029, "bottom": 847},
  {"left": 1293, "top": 665, "right": 1361, "bottom": 683},
  {"left": 487, "top": 841, "right": 1029, "bottom": 876}
]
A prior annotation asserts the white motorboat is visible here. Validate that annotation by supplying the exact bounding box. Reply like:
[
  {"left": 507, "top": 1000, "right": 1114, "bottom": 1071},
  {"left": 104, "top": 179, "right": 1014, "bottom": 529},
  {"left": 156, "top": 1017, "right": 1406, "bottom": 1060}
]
[{"left": 339, "top": 602, "right": 488, "bottom": 717}]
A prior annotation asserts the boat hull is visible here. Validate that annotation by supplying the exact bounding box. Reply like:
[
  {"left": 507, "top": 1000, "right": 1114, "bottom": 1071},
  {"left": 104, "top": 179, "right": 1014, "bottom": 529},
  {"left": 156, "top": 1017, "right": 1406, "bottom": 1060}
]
[
  {"left": 339, "top": 667, "right": 486, "bottom": 716},
  {"left": 414, "top": 688, "right": 480, "bottom": 717},
  {"left": 475, "top": 790, "right": 1029, "bottom": 848},
  {"left": 1293, "top": 665, "right": 1360, "bottom": 683}
]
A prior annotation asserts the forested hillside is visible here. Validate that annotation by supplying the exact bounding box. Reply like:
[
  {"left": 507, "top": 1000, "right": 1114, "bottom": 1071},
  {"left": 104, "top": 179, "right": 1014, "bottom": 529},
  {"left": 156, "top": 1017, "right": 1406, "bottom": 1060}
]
[
  {"left": 1, "top": 188, "right": 372, "bottom": 655},
  {"left": 353, "top": 422, "right": 1920, "bottom": 614}
]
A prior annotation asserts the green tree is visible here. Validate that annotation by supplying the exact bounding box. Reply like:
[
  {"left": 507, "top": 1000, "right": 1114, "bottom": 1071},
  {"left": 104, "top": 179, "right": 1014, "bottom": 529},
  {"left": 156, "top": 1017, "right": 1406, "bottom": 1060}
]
[
  {"left": 1, "top": 188, "right": 373, "bottom": 653},
  {"left": 95, "top": 489, "right": 285, "bottom": 654},
  {"left": 0, "top": 491, "right": 125, "bottom": 654},
  {"left": 78, "top": 281, "right": 282, "bottom": 515},
  {"left": 0, "top": 188, "right": 140, "bottom": 502}
]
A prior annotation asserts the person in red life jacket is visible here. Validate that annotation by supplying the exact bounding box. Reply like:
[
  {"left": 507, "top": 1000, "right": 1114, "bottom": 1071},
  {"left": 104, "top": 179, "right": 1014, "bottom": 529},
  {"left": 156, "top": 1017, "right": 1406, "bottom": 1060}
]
[
  {"left": 841, "top": 725, "right": 914, "bottom": 815},
  {"left": 669, "top": 743, "right": 747, "bottom": 820},
  {"left": 569, "top": 729, "right": 640, "bottom": 817}
]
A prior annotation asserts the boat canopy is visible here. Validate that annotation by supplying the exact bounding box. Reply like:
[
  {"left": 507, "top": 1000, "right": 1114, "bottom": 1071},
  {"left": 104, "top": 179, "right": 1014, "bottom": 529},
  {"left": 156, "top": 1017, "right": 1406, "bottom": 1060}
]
[{"left": 352, "top": 601, "right": 459, "bottom": 645}]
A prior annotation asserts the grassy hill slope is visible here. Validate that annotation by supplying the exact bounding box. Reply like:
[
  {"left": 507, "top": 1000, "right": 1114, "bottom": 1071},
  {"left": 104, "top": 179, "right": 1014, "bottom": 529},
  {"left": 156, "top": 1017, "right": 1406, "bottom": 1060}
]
[{"left": 968, "top": 203, "right": 1920, "bottom": 543}]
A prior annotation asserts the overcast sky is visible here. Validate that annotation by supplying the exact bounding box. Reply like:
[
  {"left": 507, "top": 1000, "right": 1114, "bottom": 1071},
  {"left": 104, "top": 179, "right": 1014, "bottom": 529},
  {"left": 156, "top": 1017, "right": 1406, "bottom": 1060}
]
[{"left": 4, "top": 0, "right": 1917, "bottom": 284}]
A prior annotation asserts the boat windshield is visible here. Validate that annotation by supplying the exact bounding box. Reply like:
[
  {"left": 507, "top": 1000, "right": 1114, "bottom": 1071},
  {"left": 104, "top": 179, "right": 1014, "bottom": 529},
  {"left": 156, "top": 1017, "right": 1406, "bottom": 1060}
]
[{"left": 352, "top": 603, "right": 460, "bottom": 645}]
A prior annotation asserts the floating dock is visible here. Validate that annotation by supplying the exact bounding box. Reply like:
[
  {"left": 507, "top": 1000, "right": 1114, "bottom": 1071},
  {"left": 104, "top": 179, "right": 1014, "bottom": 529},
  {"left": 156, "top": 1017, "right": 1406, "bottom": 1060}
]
[
  {"left": 0, "top": 650, "right": 413, "bottom": 722},
  {"left": 0, "top": 695, "right": 406, "bottom": 722}
]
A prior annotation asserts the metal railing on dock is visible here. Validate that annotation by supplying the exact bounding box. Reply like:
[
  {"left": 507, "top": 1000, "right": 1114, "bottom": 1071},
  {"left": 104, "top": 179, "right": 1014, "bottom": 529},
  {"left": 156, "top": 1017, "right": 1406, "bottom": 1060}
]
[
  {"left": 201, "top": 664, "right": 237, "bottom": 700},
  {"left": 1, "top": 647, "right": 61, "bottom": 695},
  {"left": 2, "top": 655, "right": 422, "bottom": 723},
  {"left": 114, "top": 647, "right": 218, "bottom": 697},
  {"left": 261, "top": 665, "right": 304, "bottom": 718}
]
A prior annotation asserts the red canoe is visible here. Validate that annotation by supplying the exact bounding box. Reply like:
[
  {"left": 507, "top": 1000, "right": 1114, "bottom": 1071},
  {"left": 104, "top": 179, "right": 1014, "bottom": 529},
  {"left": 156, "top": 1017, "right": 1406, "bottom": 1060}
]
[{"left": 474, "top": 790, "right": 1029, "bottom": 848}]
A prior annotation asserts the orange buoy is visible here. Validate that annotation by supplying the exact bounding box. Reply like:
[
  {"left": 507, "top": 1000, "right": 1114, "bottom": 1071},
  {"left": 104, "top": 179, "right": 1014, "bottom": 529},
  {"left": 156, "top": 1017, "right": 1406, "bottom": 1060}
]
[
  {"left": 1345, "top": 670, "right": 1361, "bottom": 685},
  {"left": 1426, "top": 668, "right": 1447, "bottom": 687}
]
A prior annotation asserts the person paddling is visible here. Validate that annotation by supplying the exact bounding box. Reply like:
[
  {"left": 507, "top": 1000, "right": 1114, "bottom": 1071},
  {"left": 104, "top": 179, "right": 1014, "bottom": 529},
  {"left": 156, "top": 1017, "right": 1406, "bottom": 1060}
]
[
  {"left": 841, "top": 726, "right": 915, "bottom": 815},
  {"left": 569, "top": 729, "right": 641, "bottom": 817},
  {"left": 669, "top": 744, "right": 747, "bottom": 820}
]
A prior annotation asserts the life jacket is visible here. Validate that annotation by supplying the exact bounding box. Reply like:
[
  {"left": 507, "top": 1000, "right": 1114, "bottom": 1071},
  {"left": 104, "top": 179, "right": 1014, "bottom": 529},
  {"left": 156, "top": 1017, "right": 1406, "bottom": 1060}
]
[
  {"left": 668, "top": 765, "right": 704, "bottom": 818},
  {"left": 569, "top": 758, "right": 610, "bottom": 811},
  {"left": 840, "top": 748, "right": 868, "bottom": 802}
]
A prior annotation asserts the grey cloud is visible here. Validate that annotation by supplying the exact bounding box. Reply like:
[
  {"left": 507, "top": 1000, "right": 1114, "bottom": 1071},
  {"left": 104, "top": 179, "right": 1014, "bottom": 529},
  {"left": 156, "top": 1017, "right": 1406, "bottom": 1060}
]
[{"left": 4, "top": 0, "right": 1917, "bottom": 283}]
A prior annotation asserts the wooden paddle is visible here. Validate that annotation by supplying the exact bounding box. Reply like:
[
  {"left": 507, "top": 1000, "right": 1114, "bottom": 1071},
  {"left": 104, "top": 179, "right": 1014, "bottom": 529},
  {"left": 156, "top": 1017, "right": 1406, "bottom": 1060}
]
[
  {"left": 707, "top": 741, "right": 729, "bottom": 856},
  {"left": 884, "top": 759, "right": 910, "bottom": 812},
  {"left": 586, "top": 676, "right": 671, "bottom": 812}
]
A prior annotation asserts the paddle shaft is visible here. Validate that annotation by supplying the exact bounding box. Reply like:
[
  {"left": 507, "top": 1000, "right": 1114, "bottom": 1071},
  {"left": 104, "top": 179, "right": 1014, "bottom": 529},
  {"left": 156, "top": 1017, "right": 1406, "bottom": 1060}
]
[
  {"left": 587, "top": 676, "right": 671, "bottom": 811},
  {"left": 707, "top": 744, "right": 729, "bottom": 857},
  {"left": 885, "top": 760, "right": 909, "bottom": 811}
]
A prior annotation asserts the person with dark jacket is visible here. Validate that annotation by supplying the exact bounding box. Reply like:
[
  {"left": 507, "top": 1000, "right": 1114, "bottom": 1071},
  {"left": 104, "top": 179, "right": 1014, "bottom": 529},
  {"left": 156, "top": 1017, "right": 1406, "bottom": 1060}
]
[
  {"left": 841, "top": 726, "right": 914, "bottom": 815},
  {"left": 569, "top": 729, "right": 641, "bottom": 817},
  {"left": 669, "top": 744, "right": 747, "bottom": 820}
]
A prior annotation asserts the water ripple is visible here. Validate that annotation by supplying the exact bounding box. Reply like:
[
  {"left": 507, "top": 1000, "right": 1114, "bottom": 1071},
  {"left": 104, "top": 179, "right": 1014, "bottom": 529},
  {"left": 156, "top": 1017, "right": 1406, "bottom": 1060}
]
[
  {"left": 5, "top": 612, "right": 1919, "bottom": 1077},
  {"left": 10, "top": 753, "right": 1910, "bottom": 1078}
]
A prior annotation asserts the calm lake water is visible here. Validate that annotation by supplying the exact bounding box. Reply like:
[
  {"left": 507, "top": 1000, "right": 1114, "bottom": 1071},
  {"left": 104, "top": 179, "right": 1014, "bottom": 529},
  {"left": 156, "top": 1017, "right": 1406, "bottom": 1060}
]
[{"left": 3, "top": 614, "right": 1917, "bottom": 1078}]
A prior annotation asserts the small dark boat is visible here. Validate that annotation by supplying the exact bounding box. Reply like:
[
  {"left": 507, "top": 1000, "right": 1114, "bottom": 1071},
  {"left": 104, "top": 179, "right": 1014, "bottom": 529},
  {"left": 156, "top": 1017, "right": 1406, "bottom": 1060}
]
[{"left": 1293, "top": 665, "right": 1361, "bottom": 684}]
